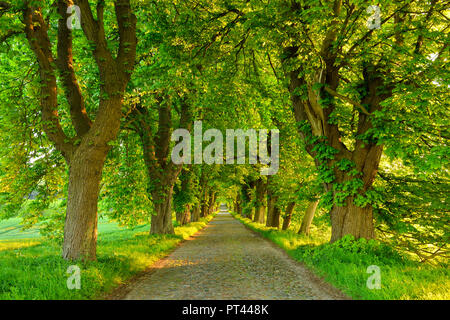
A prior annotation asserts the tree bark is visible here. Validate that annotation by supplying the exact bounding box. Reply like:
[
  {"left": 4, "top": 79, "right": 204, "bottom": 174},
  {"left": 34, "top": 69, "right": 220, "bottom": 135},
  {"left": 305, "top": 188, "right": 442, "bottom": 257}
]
[
  {"left": 133, "top": 98, "right": 191, "bottom": 234},
  {"left": 234, "top": 193, "right": 240, "bottom": 214},
  {"left": 282, "top": 201, "right": 296, "bottom": 230},
  {"left": 151, "top": 187, "right": 175, "bottom": 234},
  {"left": 236, "top": 194, "right": 242, "bottom": 215},
  {"left": 62, "top": 146, "right": 107, "bottom": 260},
  {"left": 208, "top": 192, "right": 216, "bottom": 215},
  {"left": 253, "top": 178, "right": 266, "bottom": 224},
  {"left": 184, "top": 205, "right": 191, "bottom": 224},
  {"left": 271, "top": 204, "right": 281, "bottom": 229},
  {"left": 330, "top": 197, "right": 375, "bottom": 242},
  {"left": 285, "top": 42, "right": 388, "bottom": 241},
  {"left": 200, "top": 188, "right": 209, "bottom": 218},
  {"left": 23, "top": 1, "right": 137, "bottom": 261},
  {"left": 266, "top": 185, "right": 276, "bottom": 227},
  {"left": 176, "top": 204, "right": 191, "bottom": 225},
  {"left": 299, "top": 200, "right": 319, "bottom": 235},
  {"left": 191, "top": 205, "right": 201, "bottom": 222}
]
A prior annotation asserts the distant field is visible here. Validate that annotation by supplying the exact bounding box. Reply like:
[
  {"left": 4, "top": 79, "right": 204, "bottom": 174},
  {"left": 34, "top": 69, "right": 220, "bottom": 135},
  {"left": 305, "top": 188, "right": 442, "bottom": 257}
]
[
  {"left": 0, "top": 214, "right": 214, "bottom": 299},
  {"left": 0, "top": 218, "right": 42, "bottom": 240},
  {"left": 0, "top": 217, "right": 129, "bottom": 241}
]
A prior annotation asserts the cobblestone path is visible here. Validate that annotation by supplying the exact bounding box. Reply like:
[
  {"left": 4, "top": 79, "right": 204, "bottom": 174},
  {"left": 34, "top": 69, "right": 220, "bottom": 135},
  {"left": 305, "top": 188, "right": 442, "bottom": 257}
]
[{"left": 123, "top": 208, "right": 348, "bottom": 300}]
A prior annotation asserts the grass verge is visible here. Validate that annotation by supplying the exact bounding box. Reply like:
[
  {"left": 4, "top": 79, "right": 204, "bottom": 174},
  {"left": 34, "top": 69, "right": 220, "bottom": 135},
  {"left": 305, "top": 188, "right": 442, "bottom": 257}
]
[
  {"left": 232, "top": 213, "right": 449, "bottom": 300},
  {"left": 0, "top": 215, "right": 215, "bottom": 300}
]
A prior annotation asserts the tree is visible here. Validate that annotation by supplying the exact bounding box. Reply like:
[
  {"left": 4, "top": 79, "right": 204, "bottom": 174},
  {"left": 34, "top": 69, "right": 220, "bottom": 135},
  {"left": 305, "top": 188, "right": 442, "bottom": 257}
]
[
  {"left": 262, "top": 0, "right": 448, "bottom": 241},
  {"left": 1, "top": 0, "right": 137, "bottom": 260},
  {"left": 174, "top": 167, "right": 196, "bottom": 226},
  {"left": 282, "top": 201, "right": 295, "bottom": 230},
  {"left": 129, "top": 95, "right": 192, "bottom": 234},
  {"left": 253, "top": 177, "right": 266, "bottom": 224},
  {"left": 298, "top": 200, "right": 319, "bottom": 236}
]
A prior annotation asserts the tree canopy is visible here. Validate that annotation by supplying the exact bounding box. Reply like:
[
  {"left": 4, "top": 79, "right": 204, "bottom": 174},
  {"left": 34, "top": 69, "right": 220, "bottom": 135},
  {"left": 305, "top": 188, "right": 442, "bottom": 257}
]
[{"left": 0, "top": 0, "right": 448, "bottom": 263}]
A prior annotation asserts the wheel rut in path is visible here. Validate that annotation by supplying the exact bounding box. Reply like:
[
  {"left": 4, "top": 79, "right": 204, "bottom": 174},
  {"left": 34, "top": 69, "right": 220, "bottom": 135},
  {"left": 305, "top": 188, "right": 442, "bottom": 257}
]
[{"left": 123, "top": 210, "right": 349, "bottom": 300}]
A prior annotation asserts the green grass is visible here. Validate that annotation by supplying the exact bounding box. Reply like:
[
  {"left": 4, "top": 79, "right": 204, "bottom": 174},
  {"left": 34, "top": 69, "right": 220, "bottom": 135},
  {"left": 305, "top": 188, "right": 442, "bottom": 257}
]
[
  {"left": 0, "top": 215, "right": 215, "bottom": 300},
  {"left": 232, "top": 213, "right": 450, "bottom": 300},
  {"left": 0, "top": 218, "right": 42, "bottom": 240},
  {"left": 0, "top": 216, "right": 130, "bottom": 241}
]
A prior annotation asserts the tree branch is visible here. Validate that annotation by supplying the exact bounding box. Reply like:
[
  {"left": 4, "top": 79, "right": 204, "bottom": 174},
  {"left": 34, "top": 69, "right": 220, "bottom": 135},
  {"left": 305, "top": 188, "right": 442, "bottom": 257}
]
[
  {"left": 23, "top": 5, "right": 74, "bottom": 160},
  {"left": 324, "top": 86, "right": 371, "bottom": 115},
  {"left": 57, "top": 0, "right": 92, "bottom": 137}
]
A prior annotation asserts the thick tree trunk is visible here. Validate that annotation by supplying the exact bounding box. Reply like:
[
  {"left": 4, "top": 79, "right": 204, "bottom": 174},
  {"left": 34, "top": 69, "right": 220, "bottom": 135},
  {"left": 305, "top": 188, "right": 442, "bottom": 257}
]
[
  {"left": 208, "top": 192, "right": 216, "bottom": 215},
  {"left": 265, "top": 201, "right": 273, "bottom": 227},
  {"left": 253, "top": 178, "right": 266, "bottom": 224},
  {"left": 200, "top": 188, "right": 208, "bottom": 218},
  {"left": 62, "top": 147, "right": 107, "bottom": 261},
  {"left": 184, "top": 205, "right": 192, "bottom": 224},
  {"left": 176, "top": 211, "right": 183, "bottom": 225},
  {"left": 236, "top": 196, "right": 242, "bottom": 215},
  {"left": 234, "top": 194, "right": 241, "bottom": 214},
  {"left": 191, "top": 205, "right": 200, "bottom": 222},
  {"left": 266, "top": 192, "right": 276, "bottom": 227},
  {"left": 299, "top": 200, "right": 319, "bottom": 235},
  {"left": 150, "top": 187, "right": 175, "bottom": 234},
  {"left": 330, "top": 197, "right": 375, "bottom": 242},
  {"left": 24, "top": 2, "right": 137, "bottom": 262},
  {"left": 254, "top": 205, "right": 266, "bottom": 224},
  {"left": 282, "top": 201, "right": 296, "bottom": 230},
  {"left": 184, "top": 205, "right": 191, "bottom": 224},
  {"left": 265, "top": 176, "right": 277, "bottom": 227},
  {"left": 285, "top": 37, "right": 388, "bottom": 243},
  {"left": 271, "top": 205, "right": 281, "bottom": 229},
  {"left": 176, "top": 204, "right": 191, "bottom": 225}
]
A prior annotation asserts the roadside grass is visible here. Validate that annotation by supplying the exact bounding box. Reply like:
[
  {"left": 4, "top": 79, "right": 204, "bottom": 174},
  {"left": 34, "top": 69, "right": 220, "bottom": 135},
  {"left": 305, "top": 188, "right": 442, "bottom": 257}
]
[
  {"left": 0, "top": 239, "right": 41, "bottom": 252},
  {"left": 0, "top": 215, "right": 214, "bottom": 300},
  {"left": 232, "top": 213, "right": 450, "bottom": 300},
  {"left": 0, "top": 218, "right": 42, "bottom": 240}
]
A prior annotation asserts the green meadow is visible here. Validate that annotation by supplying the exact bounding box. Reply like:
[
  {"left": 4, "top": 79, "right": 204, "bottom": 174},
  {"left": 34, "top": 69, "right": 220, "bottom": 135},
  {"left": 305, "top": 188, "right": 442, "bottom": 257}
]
[{"left": 0, "top": 215, "right": 214, "bottom": 300}]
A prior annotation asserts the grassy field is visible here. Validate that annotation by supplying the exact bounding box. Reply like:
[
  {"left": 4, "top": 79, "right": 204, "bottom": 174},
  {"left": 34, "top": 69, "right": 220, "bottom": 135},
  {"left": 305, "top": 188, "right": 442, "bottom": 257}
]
[
  {"left": 232, "top": 213, "right": 450, "bottom": 300},
  {"left": 0, "top": 215, "right": 215, "bottom": 300}
]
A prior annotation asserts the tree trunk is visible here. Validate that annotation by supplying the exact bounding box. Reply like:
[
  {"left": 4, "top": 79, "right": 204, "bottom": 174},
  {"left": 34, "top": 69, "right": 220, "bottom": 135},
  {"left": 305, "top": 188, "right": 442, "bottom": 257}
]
[
  {"left": 184, "top": 205, "right": 191, "bottom": 224},
  {"left": 62, "top": 147, "right": 108, "bottom": 261},
  {"left": 234, "top": 194, "right": 241, "bottom": 214},
  {"left": 330, "top": 197, "right": 375, "bottom": 242},
  {"left": 191, "top": 205, "right": 200, "bottom": 222},
  {"left": 208, "top": 192, "right": 216, "bottom": 215},
  {"left": 253, "top": 178, "right": 266, "bottom": 224},
  {"left": 271, "top": 204, "right": 281, "bottom": 229},
  {"left": 176, "top": 211, "right": 183, "bottom": 225},
  {"left": 266, "top": 192, "right": 275, "bottom": 227},
  {"left": 299, "top": 200, "right": 319, "bottom": 235},
  {"left": 236, "top": 196, "right": 242, "bottom": 215},
  {"left": 200, "top": 188, "right": 208, "bottom": 218},
  {"left": 150, "top": 186, "right": 175, "bottom": 234},
  {"left": 282, "top": 201, "right": 296, "bottom": 230},
  {"left": 176, "top": 204, "right": 191, "bottom": 225},
  {"left": 285, "top": 39, "right": 387, "bottom": 242},
  {"left": 23, "top": 2, "right": 137, "bottom": 261},
  {"left": 266, "top": 201, "right": 273, "bottom": 227}
]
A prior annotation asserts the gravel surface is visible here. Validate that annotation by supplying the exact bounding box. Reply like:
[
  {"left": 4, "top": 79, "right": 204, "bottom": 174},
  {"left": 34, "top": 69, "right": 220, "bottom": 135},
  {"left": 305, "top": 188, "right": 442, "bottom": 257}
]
[{"left": 123, "top": 209, "right": 349, "bottom": 300}]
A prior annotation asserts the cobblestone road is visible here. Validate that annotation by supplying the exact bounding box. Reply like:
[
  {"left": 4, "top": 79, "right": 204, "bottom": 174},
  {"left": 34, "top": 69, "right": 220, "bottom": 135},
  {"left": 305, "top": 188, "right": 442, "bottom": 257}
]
[{"left": 123, "top": 209, "right": 348, "bottom": 300}]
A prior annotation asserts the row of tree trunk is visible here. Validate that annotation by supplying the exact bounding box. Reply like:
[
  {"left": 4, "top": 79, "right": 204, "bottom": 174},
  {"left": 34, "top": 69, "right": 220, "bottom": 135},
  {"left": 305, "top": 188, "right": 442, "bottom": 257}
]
[
  {"left": 177, "top": 190, "right": 217, "bottom": 226},
  {"left": 235, "top": 177, "right": 319, "bottom": 235}
]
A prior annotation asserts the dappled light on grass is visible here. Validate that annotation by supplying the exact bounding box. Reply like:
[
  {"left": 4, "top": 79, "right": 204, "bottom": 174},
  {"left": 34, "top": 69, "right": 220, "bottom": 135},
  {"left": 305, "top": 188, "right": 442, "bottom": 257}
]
[
  {"left": 232, "top": 213, "right": 450, "bottom": 300},
  {"left": 0, "top": 240, "right": 41, "bottom": 251},
  {"left": 0, "top": 215, "right": 214, "bottom": 300}
]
